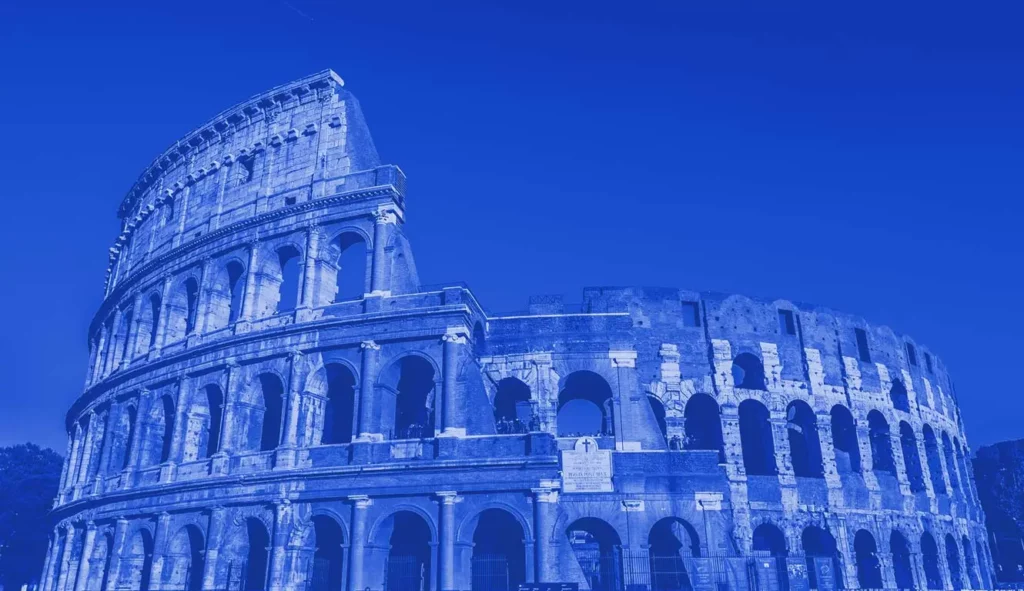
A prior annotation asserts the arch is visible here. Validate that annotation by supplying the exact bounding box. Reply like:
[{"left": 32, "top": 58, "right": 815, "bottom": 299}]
[
  {"left": 941, "top": 431, "right": 961, "bottom": 494},
  {"left": 470, "top": 509, "right": 527, "bottom": 591},
  {"left": 648, "top": 395, "right": 668, "bottom": 442},
  {"left": 867, "top": 411, "right": 895, "bottom": 474},
  {"left": 119, "top": 307, "right": 134, "bottom": 362},
  {"left": 240, "top": 517, "right": 271, "bottom": 591},
  {"left": 922, "top": 425, "right": 947, "bottom": 495},
  {"left": 682, "top": 394, "right": 723, "bottom": 457},
  {"left": 566, "top": 518, "right": 622, "bottom": 591},
  {"left": 121, "top": 527, "right": 154, "bottom": 591},
  {"left": 205, "top": 385, "right": 224, "bottom": 458},
  {"left": 256, "top": 373, "right": 285, "bottom": 452},
  {"left": 206, "top": 259, "right": 247, "bottom": 331},
  {"left": 227, "top": 260, "right": 246, "bottom": 323},
  {"left": 377, "top": 355, "right": 437, "bottom": 440},
  {"left": 493, "top": 377, "right": 532, "bottom": 434},
  {"left": 946, "top": 533, "right": 963, "bottom": 591},
  {"left": 168, "top": 524, "right": 205, "bottom": 591},
  {"left": 954, "top": 438, "right": 973, "bottom": 500},
  {"left": 165, "top": 276, "right": 200, "bottom": 343},
  {"left": 786, "top": 400, "right": 824, "bottom": 478},
  {"left": 962, "top": 535, "right": 980, "bottom": 589},
  {"left": 889, "top": 530, "right": 915, "bottom": 590},
  {"left": 557, "top": 371, "right": 615, "bottom": 437},
  {"left": 921, "top": 532, "right": 943, "bottom": 590},
  {"left": 121, "top": 404, "right": 138, "bottom": 470},
  {"left": 331, "top": 232, "right": 368, "bottom": 302},
  {"left": 158, "top": 395, "right": 175, "bottom": 463},
  {"left": 141, "top": 293, "right": 161, "bottom": 351},
  {"left": 854, "top": 530, "right": 882, "bottom": 589},
  {"left": 649, "top": 518, "right": 700, "bottom": 591},
  {"left": 140, "top": 395, "right": 173, "bottom": 467},
  {"left": 310, "top": 515, "right": 346, "bottom": 591},
  {"left": 97, "top": 532, "right": 115, "bottom": 591},
  {"left": 381, "top": 511, "right": 432, "bottom": 591},
  {"left": 801, "top": 526, "right": 843, "bottom": 590},
  {"left": 890, "top": 378, "right": 910, "bottom": 412},
  {"left": 830, "top": 405, "right": 860, "bottom": 473},
  {"left": 732, "top": 352, "right": 766, "bottom": 390},
  {"left": 739, "top": 399, "right": 776, "bottom": 475},
  {"left": 752, "top": 523, "right": 788, "bottom": 556},
  {"left": 975, "top": 540, "right": 990, "bottom": 589},
  {"left": 322, "top": 363, "right": 357, "bottom": 445},
  {"left": 899, "top": 421, "right": 926, "bottom": 493},
  {"left": 276, "top": 245, "right": 302, "bottom": 313}
]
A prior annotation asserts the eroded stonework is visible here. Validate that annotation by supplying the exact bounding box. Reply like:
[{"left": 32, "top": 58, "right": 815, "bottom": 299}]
[{"left": 42, "top": 70, "right": 992, "bottom": 591}]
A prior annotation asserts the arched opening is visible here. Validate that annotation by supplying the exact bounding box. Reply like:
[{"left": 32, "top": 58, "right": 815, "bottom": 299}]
[
  {"left": 332, "top": 233, "right": 368, "bottom": 302},
  {"left": 946, "top": 534, "right": 963, "bottom": 591},
  {"left": 323, "top": 364, "right": 357, "bottom": 445},
  {"left": 786, "top": 400, "right": 824, "bottom": 478},
  {"left": 244, "top": 518, "right": 271, "bottom": 591},
  {"left": 184, "top": 278, "right": 199, "bottom": 334},
  {"left": 121, "top": 405, "right": 137, "bottom": 470},
  {"left": 899, "top": 421, "right": 926, "bottom": 493},
  {"left": 923, "top": 425, "right": 947, "bottom": 495},
  {"left": 648, "top": 518, "right": 700, "bottom": 591},
  {"left": 753, "top": 523, "right": 789, "bottom": 591},
  {"left": 310, "top": 516, "right": 345, "bottom": 591},
  {"left": 257, "top": 374, "right": 285, "bottom": 452},
  {"left": 493, "top": 378, "right": 532, "bottom": 434},
  {"left": 165, "top": 277, "right": 199, "bottom": 344},
  {"left": 385, "top": 356, "right": 437, "bottom": 440},
  {"left": 119, "top": 308, "right": 134, "bottom": 362},
  {"left": 276, "top": 246, "right": 302, "bottom": 313},
  {"left": 168, "top": 525, "right": 205, "bottom": 591},
  {"left": 890, "top": 531, "right": 915, "bottom": 590},
  {"left": 145, "top": 294, "right": 161, "bottom": 350},
  {"left": 867, "top": 411, "right": 895, "bottom": 475},
  {"left": 683, "top": 394, "right": 724, "bottom": 458},
  {"left": 648, "top": 396, "right": 668, "bottom": 442},
  {"left": 227, "top": 261, "right": 246, "bottom": 323},
  {"left": 739, "top": 399, "right": 776, "bottom": 475},
  {"left": 801, "top": 526, "right": 843, "bottom": 590},
  {"left": 122, "top": 528, "right": 154, "bottom": 591},
  {"left": 566, "top": 518, "right": 622, "bottom": 591},
  {"left": 384, "top": 511, "right": 432, "bottom": 591},
  {"left": 97, "top": 533, "right": 114, "bottom": 591},
  {"left": 955, "top": 438, "right": 972, "bottom": 500},
  {"left": 854, "top": 530, "right": 882, "bottom": 589},
  {"left": 140, "top": 396, "right": 170, "bottom": 468},
  {"left": 830, "top": 405, "right": 861, "bottom": 474},
  {"left": 890, "top": 378, "right": 910, "bottom": 412},
  {"left": 963, "top": 535, "right": 980, "bottom": 589},
  {"left": 942, "top": 431, "right": 961, "bottom": 493},
  {"left": 921, "top": 532, "right": 942, "bottom": 590},
  {"left": 556, "top": 371, "right": 614, "bottom": 437},
  {"left": 470, "top": 509, "right": 526, "bottom": 591},
  {"left": 158, "top": 395, "right": 175, "bottom": 463},
  {"left": 732, "top": 353, "right": 766, "bottom": 390},
  {"left": 205, "top": 385, "right": 224, "bottom": 458}
]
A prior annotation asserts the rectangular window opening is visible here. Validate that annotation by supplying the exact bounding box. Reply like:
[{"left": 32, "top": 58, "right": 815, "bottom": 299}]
[
  {"left": 778, "top": 309, "right": 796, "bottom": 335},
  {"left": 855, "top": 328, "right": 871, "bottom": 363},
  {"left": 906, "top": 343, "right": 918, "bottom": 366},
  {"left": 681, "top": 301, "right": 701, "bottom": 327},
  {"left": 925, "top": 353, "right": 933, "bottom": 373}
]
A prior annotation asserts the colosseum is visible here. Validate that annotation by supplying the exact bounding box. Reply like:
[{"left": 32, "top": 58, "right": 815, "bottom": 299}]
[{"left": 41, "top": 70, "right": 992, "bottom": 591}]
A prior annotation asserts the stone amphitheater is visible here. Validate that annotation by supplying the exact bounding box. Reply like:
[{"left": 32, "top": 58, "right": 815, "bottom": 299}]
[{"left": 40, "top": 70, "right": 993, "bottom": 591}]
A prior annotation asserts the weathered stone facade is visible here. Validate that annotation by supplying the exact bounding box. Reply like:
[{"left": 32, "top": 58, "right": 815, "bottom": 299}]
[{"left": 42, "top": 70, "right": 993, "bottom": 591}]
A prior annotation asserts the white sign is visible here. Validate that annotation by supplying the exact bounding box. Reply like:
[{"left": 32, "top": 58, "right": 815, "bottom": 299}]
[{"left": 561, "top": 437, "right": 613, "bottom": 493}]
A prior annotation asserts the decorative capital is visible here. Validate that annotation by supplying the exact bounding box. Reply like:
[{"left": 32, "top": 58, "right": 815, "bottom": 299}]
[
  {"left": 360, "top": 340, "right": 381, "bottom": 351},
  {"left": 531, "top": 488, "right": 559, "bottom": 504},
  {"left": 443, "top": 328, "right": 470, "bottom": 345},
  {"left": 348, "top": 495, "right": 373, "bottom": 509},
  {"left": 436, "top": 491, "right": 460, "bottom": 505},
  {"left": 374, "top": 209, "right": 398, "bottom": 225}
]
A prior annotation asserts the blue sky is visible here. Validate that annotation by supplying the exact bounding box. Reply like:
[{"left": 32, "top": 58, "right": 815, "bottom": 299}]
[{"left": 0, "top": 1, "right": 1020, "bottom": 452}]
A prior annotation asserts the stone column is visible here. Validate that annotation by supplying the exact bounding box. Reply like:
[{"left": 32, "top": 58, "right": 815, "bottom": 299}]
[
  {"left": 299, "top": 226, "right": 321, "bottom": 309},
  {"left": 279, "top": 352, "right": 305, "bottom": 468},
  {"left": 201, "top": 507, "right": 227, "bottom": 590},
  {"left": 357, "top": 341, "right": 380, "bottom": 440},
  {"left": 145, "top": 513, "right": 171, "bottom": 590},
  {"left": 241, "top": 241, "right": 261, "bottom": 322},
  {"left": 164, "top": 379, "right": 191, "bottom": 482},
  {"left": 532, "top": 486, "right": 558, "bottom": 582},
  {"left": 268, "top": 500, "right": 292, "bottom": 590},
  {"left": 216, "top": 363, "right": 240, "bottom": 458},
  {"left": 437, "top": 491, "right": 459, "bottom": 591},
  {"left": 347, "top": 496, "right": 372, "bottom": 591},
  {"left": 74, "top": 415, "right": 96, "bottom": 489},
  {"left": 369, "top": 209, "right": 396, "bottom": 295},
  {"left": 197, "top": 257, "right": 215, "bottom": 335},
  {"left": 54, "top": 523, "right": 77, "bottom": 591},
  {"left": 60, "top": 428, "right": 80, "bottom": 492},
  {"left": 41, "top": 530, "right": 61, "bottom": 591},
  {"left": 91, "top": 325, "right": 108, "bottom": 382},
  {"left": 104, "top": 518, "right": 129, "bottom": 591},
  {"left": 125, "top": 391, "right": 151, "bottom": 481},
  {"left": 440, "top": 330, "right": 468, "bottom": 437},
  {"left": 72, "top": 523, "right": 97, "bottom": 591}
]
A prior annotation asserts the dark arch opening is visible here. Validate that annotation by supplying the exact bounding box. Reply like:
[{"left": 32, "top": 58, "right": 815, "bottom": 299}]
[
  {"left": 890, "top": 378, "right": 910, "bottom": 412},
  {"left": 471, "top": 509, "right": 526, "bottom": 591},
  {"left": 739, "top": 399, "right": 776, "bottom": 475},
  {"left": 801, "top": 526, "right": 843, "bottom": 590},
  {"left": 159, "top": 395, "right": 175, "bottom": 463},
  {"left": 649, "top": 518, "right": 700, "bottom": 591},
  {"left": 244, "top": 518, "right": 271, "bottom": 591},
  {"left": 753, "top": 523, "right": 789, "bottom": 591},
  {"left": 385, "top": 511, "right": 431, "bottom": 591},
  {"left": 126, "top": 528, "right": 154, "bottom": 591},
  {"left": 942, "top": 431, "right": 961, "bottom": 493},
  {"left": 393, "top": 356, "right": 436, "bottom": 440},
  {"left": 683, "top": 394, "right": 724, "bottom": 459},
  {"left": 147, "top": 295, "right": 161, "bottom": 349},
  {"left": 184, "top": 278, "right": 200, "bottom": 334},
  {"left": 120, "top": 308, "right": 134, "bottom": 361},
  {"left": 648, "top": 396, "right": 668, "bottom": 442},
  {"left": 310, "top": 516, "right": 345, "bottom": 591},
  {"left": 867, "top": 411, "right": 895, "bottom": 474},
  {"left": 180, "top": 525, "right": 205, "bottom": 591},
  {"left": 787, "top": 400, "right": 824, "bottom": 478},
  {"left": 963, "top": 535, "right": 980, "bottom": 589},
  {"left": 830, "top": 405, "right": 861, "bottom": 474},
  {"left": 98, "top": 533, "right": 115, "bottom": 591},
  {"left": 946, "top": 533, "right": 963, "bottom": 591},
  {"left": 323, "top": 364, "right": 356, "bottom": 445},
  {"left": 258, "top": 374, "right": 285, "bottom": 452},
  {"left": 954, "top": 438, "right": 974, "bottom": 503},
  {"left": 276, "top": 246, "right": 301, "bottom": 313},
  {"left": 899, "top": 421, "right": 926, "bottom": 493},
  {"left": 890, "top": 531, "right": 915, "bottom": 590},
  {"left": 122, "top": 405, "right": 137, "bottom": 470},
  {"left": 923, "top": 425, "right": 947, "bottom": 495},
  {"left": 227, "top": 261, "right": 246, "bottom": 323},
  {"left": 333, "top": 233, "right": 367, "bottom": 302},
  {"left": 566, "top": 518, "right": 622, "bottom": 591},
  {"left": 557, "top": 371, "right": 614, "bottom": 437},
  {"left": 922, "top": 532, "right": 943, "bottom": 590},
  {"left": 732, "top": 353, "right": 766, "bottom": 390},
  {"left": 854, "top": 530, "right": 882, "bottom": 589},
  {"left": 493, "top": 378, "right": 532, "bottom": 434},
  {"left": 205, "top": 385, "right": 224, "bottom": 458}
]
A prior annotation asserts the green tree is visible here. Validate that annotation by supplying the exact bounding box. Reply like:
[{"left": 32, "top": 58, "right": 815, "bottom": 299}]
[{"left": 0, "top": 443, "right": 63, "bottom": 590}]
